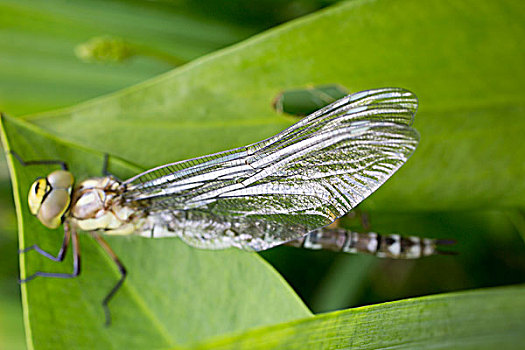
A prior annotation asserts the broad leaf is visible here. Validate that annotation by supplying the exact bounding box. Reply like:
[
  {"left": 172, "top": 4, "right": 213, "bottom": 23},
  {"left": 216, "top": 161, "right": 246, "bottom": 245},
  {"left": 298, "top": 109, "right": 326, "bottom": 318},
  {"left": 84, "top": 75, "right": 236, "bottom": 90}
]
[{"left": 196, "top": 284, "right": 525, "bottom": 349}]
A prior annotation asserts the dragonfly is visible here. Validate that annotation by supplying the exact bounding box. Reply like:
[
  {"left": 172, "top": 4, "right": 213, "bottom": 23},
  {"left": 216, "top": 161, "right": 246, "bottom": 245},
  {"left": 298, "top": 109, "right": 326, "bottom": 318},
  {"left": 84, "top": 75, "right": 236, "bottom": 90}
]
[{"left": 13, "top": 87, "right": 452, "bottom": 325}]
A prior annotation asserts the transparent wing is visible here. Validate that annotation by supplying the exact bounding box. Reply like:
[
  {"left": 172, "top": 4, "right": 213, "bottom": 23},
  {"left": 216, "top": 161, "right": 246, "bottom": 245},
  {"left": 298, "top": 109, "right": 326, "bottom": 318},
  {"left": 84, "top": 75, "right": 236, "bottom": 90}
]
[{"left": 123, "top": 88, "right": 419, "bottom": 247}]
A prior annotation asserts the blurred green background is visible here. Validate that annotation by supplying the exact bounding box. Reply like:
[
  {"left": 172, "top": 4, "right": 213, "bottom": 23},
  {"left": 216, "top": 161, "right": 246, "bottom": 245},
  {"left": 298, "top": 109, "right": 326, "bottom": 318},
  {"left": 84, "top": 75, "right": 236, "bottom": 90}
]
[{"left": 1, "top": 0, "right": 524, "bottom": 349}]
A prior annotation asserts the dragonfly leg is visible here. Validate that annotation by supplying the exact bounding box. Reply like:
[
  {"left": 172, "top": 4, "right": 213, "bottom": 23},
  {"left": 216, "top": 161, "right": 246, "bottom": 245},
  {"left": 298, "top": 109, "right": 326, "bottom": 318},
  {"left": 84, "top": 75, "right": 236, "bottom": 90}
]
[
  {"left": 19, "top": 223, "right": 81, "bottom": 283},
  {"left": 10, "top": 150, "right": 68, "bottom": 170},
  {"left": 344, "top": 209, "right": 371, "bottom": 231},
  {"left": 102, "top": 153, "right": 110, "bottom": 176},
  {"left": 101, "top": 153, "right": 122, "bottom": 181},
  {"left": 19, "top": 226, "right": 71, "bottom": 262},
  {"left": 358, "top": 211, "right": 371, "bottom": 231},
  {"left": 91, "top": 233, "right": 127, "bottom": 326}
]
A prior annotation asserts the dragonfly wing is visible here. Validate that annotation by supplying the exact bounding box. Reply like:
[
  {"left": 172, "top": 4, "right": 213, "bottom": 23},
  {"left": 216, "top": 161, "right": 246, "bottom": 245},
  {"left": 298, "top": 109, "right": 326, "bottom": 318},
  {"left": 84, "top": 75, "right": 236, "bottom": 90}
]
[
  {"left": 210, "top": 121, "right": 419, "bottom": 226},
  {"left": 123, "top": 88, "right": 419, "bottom": 249}
]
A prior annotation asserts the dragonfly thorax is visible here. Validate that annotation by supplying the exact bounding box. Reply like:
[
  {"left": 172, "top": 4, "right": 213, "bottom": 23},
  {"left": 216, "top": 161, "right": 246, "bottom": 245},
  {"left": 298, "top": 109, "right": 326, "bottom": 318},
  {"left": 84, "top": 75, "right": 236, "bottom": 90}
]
[{"left": 69, "top": 176, "right": 139, "bottom": 235}]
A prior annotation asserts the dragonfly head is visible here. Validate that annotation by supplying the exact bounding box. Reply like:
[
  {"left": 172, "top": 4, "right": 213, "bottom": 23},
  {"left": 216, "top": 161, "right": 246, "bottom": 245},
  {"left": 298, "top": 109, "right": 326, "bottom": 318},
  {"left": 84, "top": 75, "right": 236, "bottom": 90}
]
[{"left": 28, "top": 170, "right": 74, "bottom": 229}]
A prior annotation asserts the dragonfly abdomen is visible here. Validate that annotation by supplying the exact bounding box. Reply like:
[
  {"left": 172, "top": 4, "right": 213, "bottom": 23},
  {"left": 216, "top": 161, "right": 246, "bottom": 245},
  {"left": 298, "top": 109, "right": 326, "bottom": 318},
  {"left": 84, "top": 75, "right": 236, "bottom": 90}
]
[{"left": 286, "top": 228, "right": 440, "bottom": 259}]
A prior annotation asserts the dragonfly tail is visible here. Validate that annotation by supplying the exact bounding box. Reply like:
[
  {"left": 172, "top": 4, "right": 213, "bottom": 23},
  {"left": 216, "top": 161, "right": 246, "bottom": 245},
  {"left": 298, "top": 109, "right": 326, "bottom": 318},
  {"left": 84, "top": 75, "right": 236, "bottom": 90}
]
[{"left": 286, "top": 228, "right": 455, "bottom": 259}]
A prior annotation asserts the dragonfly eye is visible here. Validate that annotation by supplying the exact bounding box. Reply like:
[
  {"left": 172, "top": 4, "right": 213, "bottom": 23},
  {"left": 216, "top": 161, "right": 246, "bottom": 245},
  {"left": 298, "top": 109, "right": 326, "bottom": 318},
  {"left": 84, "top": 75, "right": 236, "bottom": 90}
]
[
  {"left": 28, "top": 178, "right": 50, "bottom": 215},
  {"left": 28, "top": 170, "right": 74, "bottom": 229}
]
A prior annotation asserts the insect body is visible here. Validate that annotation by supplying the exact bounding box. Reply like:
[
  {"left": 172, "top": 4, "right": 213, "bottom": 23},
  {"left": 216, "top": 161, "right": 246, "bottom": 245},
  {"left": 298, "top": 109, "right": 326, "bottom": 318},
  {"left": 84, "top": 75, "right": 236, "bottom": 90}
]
[{"left": 14, "top": 88, "right": 449, "bottom": 324}]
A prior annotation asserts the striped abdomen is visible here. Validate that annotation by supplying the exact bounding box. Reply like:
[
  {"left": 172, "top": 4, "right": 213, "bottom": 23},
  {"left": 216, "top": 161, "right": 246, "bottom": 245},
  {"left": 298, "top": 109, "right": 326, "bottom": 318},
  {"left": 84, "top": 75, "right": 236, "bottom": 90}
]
[{"left": 286, "top": 228, "right": 452, "bottom": 259}]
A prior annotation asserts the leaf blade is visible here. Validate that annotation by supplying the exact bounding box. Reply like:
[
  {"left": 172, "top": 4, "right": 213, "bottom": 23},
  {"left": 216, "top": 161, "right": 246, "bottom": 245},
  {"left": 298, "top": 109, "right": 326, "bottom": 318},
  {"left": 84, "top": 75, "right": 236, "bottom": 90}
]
[{"left": 196, "top": 285, "right": 525, "bottom": 350}]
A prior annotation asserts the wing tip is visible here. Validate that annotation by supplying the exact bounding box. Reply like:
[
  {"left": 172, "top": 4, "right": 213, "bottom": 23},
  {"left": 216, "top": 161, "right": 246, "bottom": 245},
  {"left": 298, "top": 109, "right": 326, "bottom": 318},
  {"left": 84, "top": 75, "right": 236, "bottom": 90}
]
[{"left": 345, "top": 86, "right": 417, "bottom": 110}]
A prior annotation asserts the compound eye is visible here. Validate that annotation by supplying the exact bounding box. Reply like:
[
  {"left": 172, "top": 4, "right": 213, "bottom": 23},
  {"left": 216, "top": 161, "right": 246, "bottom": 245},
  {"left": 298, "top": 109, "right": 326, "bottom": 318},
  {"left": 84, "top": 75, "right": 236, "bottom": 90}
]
[
  {"left": 28, "top": 178, "right": 51, "bottom": 215},
  {"left": 37, "top": 189, "right": 71, "bottom": 229},
  {"left": 47, "top": 170, "right": 74, "bottom": 190}
]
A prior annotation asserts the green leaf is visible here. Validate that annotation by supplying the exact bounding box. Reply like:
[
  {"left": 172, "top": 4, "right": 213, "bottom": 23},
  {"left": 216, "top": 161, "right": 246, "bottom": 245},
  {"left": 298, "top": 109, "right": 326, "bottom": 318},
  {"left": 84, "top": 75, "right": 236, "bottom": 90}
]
[
  {"left": 195, "top": 285, "right": 525, "bottom": 349},
  {"left": 22, "top": 0, "right": 525, "bottom": 211},
  {"left": 0, "top": 115, "right": 311, "bottom": 349}
]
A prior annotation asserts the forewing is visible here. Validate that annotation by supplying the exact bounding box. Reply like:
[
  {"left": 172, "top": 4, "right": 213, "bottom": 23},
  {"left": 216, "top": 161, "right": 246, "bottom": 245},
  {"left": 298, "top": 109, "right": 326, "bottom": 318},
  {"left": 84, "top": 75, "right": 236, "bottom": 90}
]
[{"left": 123, "top": 88, "right": 418, "bottom": 236}]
